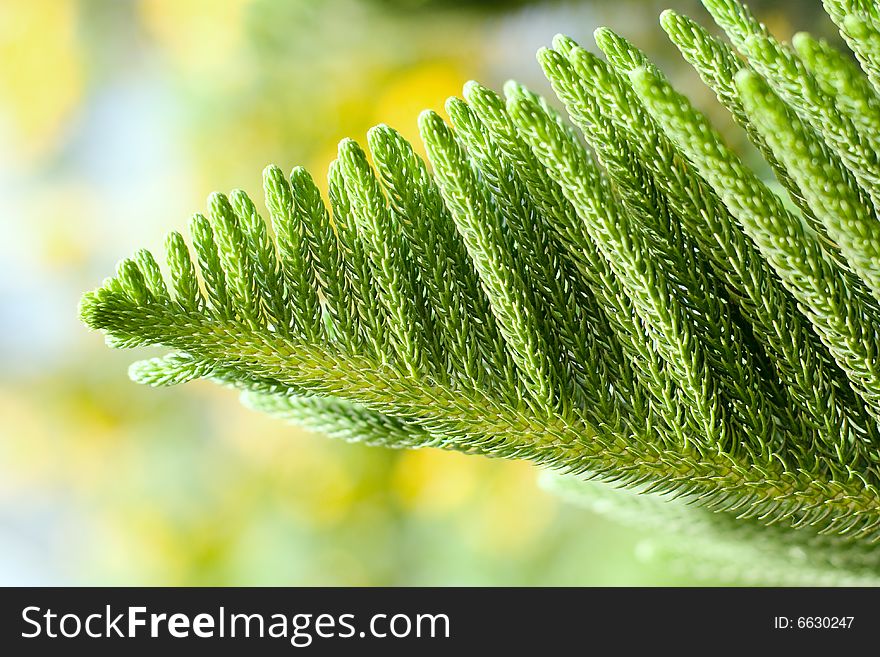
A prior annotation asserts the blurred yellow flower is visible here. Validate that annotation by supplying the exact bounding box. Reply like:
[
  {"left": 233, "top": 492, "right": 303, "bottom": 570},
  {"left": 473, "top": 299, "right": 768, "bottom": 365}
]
[
  {"left": 393, "top": 449, "right": 557, "bottom": 555},
  {"left": 139, "top": 0, "right": 254, "bottom": 77},
  {"left": 371, "top": 60, "right": 470, "bottom": 157},
  {"left": 392, "top": 448, "right": 481, "bottom": 515},
  {"left": 0, "top": 0, "right": 84, "bottom": 163}
]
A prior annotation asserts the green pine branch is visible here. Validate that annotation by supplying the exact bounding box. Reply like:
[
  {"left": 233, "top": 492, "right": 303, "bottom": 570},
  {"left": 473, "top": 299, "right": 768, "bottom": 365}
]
[{"left": 81, "top": 0, "right": 880, "bottom": 581}]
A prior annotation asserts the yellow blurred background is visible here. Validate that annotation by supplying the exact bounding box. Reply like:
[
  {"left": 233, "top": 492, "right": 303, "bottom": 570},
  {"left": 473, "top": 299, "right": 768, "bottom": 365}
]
[{"left": 0, "top": 0, "right": 832, "bottom": 585}]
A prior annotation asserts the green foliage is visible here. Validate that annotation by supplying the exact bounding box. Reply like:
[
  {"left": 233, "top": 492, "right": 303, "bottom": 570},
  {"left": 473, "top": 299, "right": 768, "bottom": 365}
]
[
  {"left": 81, "top": 0, "right": 880, "bottom": 582},
  {"left": 542, "top": 474, "right": 880, "bottom": 586}
]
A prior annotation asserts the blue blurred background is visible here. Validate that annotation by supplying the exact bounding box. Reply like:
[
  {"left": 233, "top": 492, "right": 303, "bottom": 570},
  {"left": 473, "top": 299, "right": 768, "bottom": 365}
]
[{"left": 0, "top": 0, "right": 832, "bottom": 585}]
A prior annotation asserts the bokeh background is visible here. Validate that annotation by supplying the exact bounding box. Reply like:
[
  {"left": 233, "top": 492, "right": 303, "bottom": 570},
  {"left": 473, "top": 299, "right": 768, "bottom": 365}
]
[{"left": 0, "top": 0, "right": 838, "bottom": 585}]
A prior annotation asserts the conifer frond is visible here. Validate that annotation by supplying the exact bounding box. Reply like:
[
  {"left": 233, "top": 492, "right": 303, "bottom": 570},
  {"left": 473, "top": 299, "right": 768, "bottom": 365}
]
[
  {"left": 543, "top": 474, "right": 880, "bottom": 586},
  {"left": 81, "top": 0, "right": 880, "bottom": 579}
]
